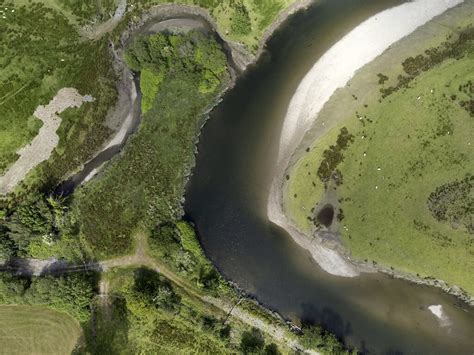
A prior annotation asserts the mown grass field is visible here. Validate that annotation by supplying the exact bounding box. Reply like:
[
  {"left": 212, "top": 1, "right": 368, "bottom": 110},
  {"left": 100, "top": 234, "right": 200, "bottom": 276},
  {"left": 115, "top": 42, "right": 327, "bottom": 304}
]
[
  {"left": 286, "top": 32, "right": 474, "bottom": 293},
  {"left": 0, "top": 305, "right": 81, "bottom": 355}
]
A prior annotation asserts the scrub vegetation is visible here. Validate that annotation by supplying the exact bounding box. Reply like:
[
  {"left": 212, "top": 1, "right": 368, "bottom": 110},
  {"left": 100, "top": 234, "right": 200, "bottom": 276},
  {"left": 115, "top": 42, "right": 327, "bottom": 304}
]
[
  {"left": 123, "top": 0, "right": 297, "bottom": 51},
  {"left": 0, "top": 1, "right": 117, "bottom": 189},
  {"left": 84, "top": 267, "right": 235, "bottom": 353},
  {"left": 286, "top": 28, "right": 474, "bottom": 293},
  {"left": 73, "top": 31, "right": 228, "bottom": 259},
  {"left": 0, "top": 271, "right": 97, "bottom": 322},
  {"left": 56, "top": 0, "right": 119, "bottom": 24}
]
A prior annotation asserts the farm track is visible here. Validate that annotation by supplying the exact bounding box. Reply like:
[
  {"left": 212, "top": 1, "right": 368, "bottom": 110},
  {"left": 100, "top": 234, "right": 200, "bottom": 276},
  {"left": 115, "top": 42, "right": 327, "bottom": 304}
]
[{"left": 0, "top": 233, "right": 312, "bottom": 353}]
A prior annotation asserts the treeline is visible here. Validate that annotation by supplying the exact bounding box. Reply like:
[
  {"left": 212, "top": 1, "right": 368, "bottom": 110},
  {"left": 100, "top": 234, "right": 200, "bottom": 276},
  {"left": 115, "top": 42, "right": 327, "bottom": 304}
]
[
  {"left": 0, "top": 271, "right": 97, "bottom": 322},
  {"left": 380, "top": 27, "right": 474, "bottom": 98},
  {"left": 317, "top": 127, "right": 354, "bottom": 186},
  {"left": 84, "top": 267, "right": 350, "bottom": 355},
  {"left": 0, "top": 194, "right": 88, "bottom": 261},
  {"left": 82, "top": 267, "right": 233, "bottom": 353},
  {"left": 149, "top": 221, "right": 222, "bottom": 291}
]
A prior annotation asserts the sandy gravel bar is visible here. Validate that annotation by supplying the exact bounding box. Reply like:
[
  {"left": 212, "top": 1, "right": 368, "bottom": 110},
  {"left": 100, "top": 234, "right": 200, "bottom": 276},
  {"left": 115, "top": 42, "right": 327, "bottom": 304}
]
[
  {"left": 267, "top": 0, "right": 464, "bottom": 277},
  {"left": 0, "top": 88, "right": 91, "bottom": 194}
]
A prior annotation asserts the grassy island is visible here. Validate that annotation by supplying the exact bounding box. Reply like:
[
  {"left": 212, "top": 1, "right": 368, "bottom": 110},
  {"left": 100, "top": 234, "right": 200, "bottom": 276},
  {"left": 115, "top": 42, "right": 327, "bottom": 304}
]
[{"left": 286, "top": 26, "right": 474, "bottom": 293}]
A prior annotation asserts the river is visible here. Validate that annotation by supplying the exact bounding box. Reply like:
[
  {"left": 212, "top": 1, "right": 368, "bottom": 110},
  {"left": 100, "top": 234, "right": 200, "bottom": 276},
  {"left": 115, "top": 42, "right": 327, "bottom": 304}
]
[{"left": 184, "top": 0, "right": 474, "bottom": 353}]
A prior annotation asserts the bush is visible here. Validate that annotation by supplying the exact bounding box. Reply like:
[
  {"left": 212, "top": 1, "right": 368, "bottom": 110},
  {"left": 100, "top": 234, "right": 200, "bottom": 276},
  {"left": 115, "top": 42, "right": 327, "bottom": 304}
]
[
  {"left": 240, "top": 327, "right": 265, "bottom": 354},
  {"left": 133, "top": 267, "right": 181, "bottom": 312}
]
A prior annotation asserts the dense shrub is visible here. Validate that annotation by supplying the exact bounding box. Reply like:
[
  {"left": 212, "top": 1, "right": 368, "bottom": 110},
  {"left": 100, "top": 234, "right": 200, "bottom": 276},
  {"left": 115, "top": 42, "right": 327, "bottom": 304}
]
[
  {"left": 0, "top": 272, "right": 97, "bottom": 322},
  {"left": 427, "top": 174, "right": 473, "bottom": 232},
  {"left": 317, "top": 127, "right": 354, "bottom": 184}
]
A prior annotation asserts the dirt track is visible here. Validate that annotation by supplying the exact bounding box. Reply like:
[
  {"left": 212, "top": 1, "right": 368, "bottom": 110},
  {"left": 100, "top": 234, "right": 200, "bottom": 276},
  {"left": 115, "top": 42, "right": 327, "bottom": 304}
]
[{"left": 0, "top": 88, "right": 91, "bottom": 195}]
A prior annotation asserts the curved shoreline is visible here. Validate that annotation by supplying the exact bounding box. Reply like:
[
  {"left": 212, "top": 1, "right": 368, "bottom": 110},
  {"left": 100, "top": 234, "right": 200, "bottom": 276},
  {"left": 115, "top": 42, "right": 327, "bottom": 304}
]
[
  {"left": 57, "top": 1, "right": 316, "bottom": 193},
  {"left": 267, "top": 0, "right": 464, "bottom": 276}
]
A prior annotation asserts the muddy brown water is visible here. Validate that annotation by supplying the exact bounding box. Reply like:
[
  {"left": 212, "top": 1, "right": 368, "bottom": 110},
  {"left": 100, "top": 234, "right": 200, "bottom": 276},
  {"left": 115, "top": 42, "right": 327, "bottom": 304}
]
[{"left": 184, "top": 0, "right": 474, "bottom": 353}]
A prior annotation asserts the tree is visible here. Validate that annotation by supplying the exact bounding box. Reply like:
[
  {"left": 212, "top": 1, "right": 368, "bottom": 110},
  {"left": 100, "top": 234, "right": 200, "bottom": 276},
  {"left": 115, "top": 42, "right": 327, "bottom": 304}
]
[
  {"left": 133, "top": 267, "right": 181, "bottom": 312},
  {"left": 240, "top": 327, "right": 265, "bottom": 354},
  {"left": 264, "top": 343, "right": 280, "bottom": 355},
  {"left": 0, "top": 226, "right": 17, "bottom": 260}
]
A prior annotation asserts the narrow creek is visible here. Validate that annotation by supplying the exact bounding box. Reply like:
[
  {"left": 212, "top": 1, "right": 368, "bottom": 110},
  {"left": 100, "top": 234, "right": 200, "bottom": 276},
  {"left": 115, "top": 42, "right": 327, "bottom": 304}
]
[{"left": 184, "top": 0, "right": 474, "bottom": 353}]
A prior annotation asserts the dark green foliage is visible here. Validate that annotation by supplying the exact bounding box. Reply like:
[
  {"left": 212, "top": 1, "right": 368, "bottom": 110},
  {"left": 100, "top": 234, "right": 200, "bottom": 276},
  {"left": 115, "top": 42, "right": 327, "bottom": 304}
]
[
  {"left": 125, "top": 31, "right": 227, "bottom": 94},
  {"left": 0, "top": 2, "right": 116, "bottom": 181},
  {"left": 457, "top": 80, "right": 473, "bottom": 117},
  {"left": 198, "top": 264, "right": 221, "bottom": 289},
  {"left": 0, "top": 225, "right": 17, "bottom": 260},
  {"left": 83, "top": 296, "right": 129, "bottom": 354},
  {"left": 240, "top": 327, "right": 265, "bottom": 354},
  {"left": 380, "top": 27, "right": 474, "bottom": 98},
  {"left": 74, "top": 32, "right": 227, "bottom": 258},
  {"left": 299, "top": 324, "right": 347, "bottom": 354},
  {"left": 149, "top": 222, "right": 224, "bottom": 291},
  {"left": 0, "top": 272, "right": 97, "bottom": 322},
  {"left": 57, "top": 0, "right": 117, "bottom": 24},
  {"left": 427, "top": 174, "right": 473, "bottom": 232},
  {"left": 133, "top": 267, "right": 181, "bottom": 311},
  {"left": 377, "top": 73, "right": 389, "bottom": 85},
  {"left": 317, "top": 127, "right": 354, "bottom": 184},
  {"left": 2, "top": 195, "right": 54, "bottom": 253},
  {"left": 231, "top": 1, "right": 252, "bottom": 35},
  {"left": 25, "top": 273, "right": 97, "bottom": 322},
  {"left": 0, "top": 194, "right": 81, "bottom": 258},
  {"left": 0, "top": 273, "right": 29, "bottom": 304},
  {"left": 219, "top": 324, "right": 231, "bottom": 339},
  {"left": 264, "top": 343, "right": 281, "bottom": 355}
]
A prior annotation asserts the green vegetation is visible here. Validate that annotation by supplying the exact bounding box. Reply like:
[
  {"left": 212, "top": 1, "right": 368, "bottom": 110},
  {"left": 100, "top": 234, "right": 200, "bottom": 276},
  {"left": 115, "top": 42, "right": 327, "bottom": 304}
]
[
  {"left": 286, "top": 28, "right": 474, "bottom": 293},
  {"left": 124, "top": 0, "right": 297, "bottom": 51},
  {"left": 149, "top": 220, "right": 224, "bottom": 291},
  {"left": 427, "top": 175, "right": 473, "bottom": 232},
  {"left": 73, "top": 31, "right": 228, "bottom": 259},
  {"left": 0, "top": 1, "right": 350, "bottom": 353},
  {"left": 139, "top": 67, "right": 163, "bottom": 113},
  {"left": 83, "top": 267, "right": 279, "bottom": 354},
  {"left": 0, "top": 305, "right": 82, "bottom": 355},
  {"left": 0, "top": 272, "right": 97, "bottom": 322},
  {"left": 0, "top": 1, "right": 117, "bottom": 189},
  {"left": 300, "top": 325, "right": 348, "bottom": 354},
  {"left": 1, "top": 194, "right": 90, "bottom": 261},
  {"left": 56, "top": 0, "right": 118, "bottom": 24}
]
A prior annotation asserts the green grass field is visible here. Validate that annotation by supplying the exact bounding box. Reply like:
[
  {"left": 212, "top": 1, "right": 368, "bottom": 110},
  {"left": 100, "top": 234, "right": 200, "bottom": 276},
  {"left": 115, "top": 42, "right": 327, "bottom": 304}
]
[
  {"left": 0, "top": 305, "right": 82, "bottom": 355},
  {"left": 286, "top": 34, "right": 474, "bottom": 293}
]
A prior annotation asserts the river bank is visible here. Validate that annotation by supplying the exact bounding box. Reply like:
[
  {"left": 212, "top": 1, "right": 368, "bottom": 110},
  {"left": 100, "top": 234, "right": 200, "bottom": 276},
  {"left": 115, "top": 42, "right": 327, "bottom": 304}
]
[
  {"left": 60, "top": 0, "right": 316, "bottom": 192},
  {"left": 276, "top": 0, "right": 474, "bottom": 305}
]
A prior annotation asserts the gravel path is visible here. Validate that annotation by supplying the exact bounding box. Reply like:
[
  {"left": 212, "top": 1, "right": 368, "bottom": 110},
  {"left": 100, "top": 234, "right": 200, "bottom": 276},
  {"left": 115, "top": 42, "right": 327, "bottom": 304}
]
[{"left": 0, "top": 88, "right": 92, "bottom": 195}]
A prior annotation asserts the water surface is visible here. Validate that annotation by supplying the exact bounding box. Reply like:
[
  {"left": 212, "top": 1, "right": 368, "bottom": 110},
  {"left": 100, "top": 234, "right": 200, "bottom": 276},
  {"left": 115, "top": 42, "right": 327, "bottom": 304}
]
[{"left": 185, "top": 0, "right": 474, "bottom": 353}]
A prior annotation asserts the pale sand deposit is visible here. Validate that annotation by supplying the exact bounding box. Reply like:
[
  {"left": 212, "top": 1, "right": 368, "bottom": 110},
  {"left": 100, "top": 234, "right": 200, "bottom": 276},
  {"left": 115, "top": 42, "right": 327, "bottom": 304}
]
[
  {"left": 267, "top": 0, "right": 463, "bottom": 277},
  {"left": 0, "top": 88, "right": 91, "bottom": 194},
  {"left": 428, "top": 305, "right": 452, "bottom": 327}
]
